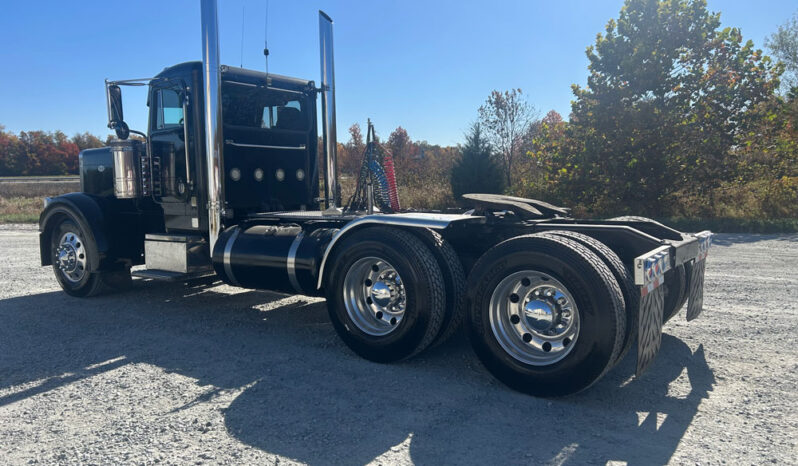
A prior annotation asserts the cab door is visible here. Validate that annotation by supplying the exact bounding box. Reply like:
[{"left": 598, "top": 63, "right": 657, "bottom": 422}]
[{"left": 149, "top": 84, "right": 200, "bottom": 231}]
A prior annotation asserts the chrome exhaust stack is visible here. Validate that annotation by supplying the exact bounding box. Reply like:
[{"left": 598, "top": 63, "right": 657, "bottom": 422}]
[
  {"left": 201, "top": 0, "right": 224, "bottom": 251},
  {"left": 319, "top": 11, "right": 341, "bottom": 213}
]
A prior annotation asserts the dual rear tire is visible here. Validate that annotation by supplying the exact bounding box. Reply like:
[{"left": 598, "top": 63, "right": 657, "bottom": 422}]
[
  {"left": 466, "top": 233, "right": 626, "bottom": 397},
  {"left": 324, "top": 227, "right": 453, "bottom": 363},
  {"left": 326, "top": 227, "right": 634, "bottom": 397}
]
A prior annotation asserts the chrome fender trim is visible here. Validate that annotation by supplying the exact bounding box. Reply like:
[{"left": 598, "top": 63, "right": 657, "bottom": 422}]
[{"left": 316, "top": 213, "right": 481, "bottom": 289}]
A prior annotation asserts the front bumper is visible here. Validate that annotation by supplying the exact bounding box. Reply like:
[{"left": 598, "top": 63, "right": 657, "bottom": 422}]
[{"left": 633, "top": 230, "right": 712, "bottom": 375}]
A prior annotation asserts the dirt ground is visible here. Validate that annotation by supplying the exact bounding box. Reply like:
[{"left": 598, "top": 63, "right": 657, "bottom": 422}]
[{"left": 0, "top": 224, "right": 796, "bottom": 465}]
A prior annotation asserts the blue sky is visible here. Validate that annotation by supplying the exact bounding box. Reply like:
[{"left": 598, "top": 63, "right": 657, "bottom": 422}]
[{"left": 0, "top": 1, "right": 795, "bottom": 146}]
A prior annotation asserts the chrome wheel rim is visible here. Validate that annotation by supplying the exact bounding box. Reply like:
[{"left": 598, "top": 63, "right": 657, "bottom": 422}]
[
  {"left": 342, "top": 256, "right": 407, "bottom": 336},
  {"left": 56, "top": 231, "right": 87, "bottom": 283},
  {"left": 489, "top": 270, "right": 580, "bottom": 366}
]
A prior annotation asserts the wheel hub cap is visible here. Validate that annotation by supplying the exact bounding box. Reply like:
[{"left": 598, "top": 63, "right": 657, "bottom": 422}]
[
  {"left": 524, "top": 299, "right": 556, "bottom": 331},
  {"left": 370, "top": 281, "right": 394, "bottom": 307},
  {"left": 56, "top": 232, "right": 87, "bottom": 283},
  {"left": 343, "top": 257, "right": 407, "bottom": 336},
  {"left": 489, "top": 271, "right": 580, "bottom": 366}
]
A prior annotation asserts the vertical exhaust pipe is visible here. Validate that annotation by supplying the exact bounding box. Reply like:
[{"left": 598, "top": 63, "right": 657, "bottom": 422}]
[
  {"left": 201, "top": 0, "right": 224, "bottom": 251},
  {"left": 319, "top": 11, "right": 340, "bottom": 212}
]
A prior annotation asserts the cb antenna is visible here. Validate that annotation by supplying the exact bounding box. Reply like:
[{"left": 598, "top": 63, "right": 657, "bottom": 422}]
[
  {"left": 263, "top": 0, "right": 270, "bottom": 74},
  {"left": 239, "top": 5, "right": 245, "bottom": 67}
]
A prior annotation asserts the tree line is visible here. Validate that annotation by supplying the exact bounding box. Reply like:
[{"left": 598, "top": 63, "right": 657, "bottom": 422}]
[
  {"left": 2, "top": 0, "right": 796, "bottom": 221},
  {"left": 448, "top": 0, "right": 798, "bottom": 220},
  {"left": 0, "top": 128, "right": 107, "bottom": 176}
]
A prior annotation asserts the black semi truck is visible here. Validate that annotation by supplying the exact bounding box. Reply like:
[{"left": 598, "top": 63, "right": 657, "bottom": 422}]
[{"left": 39, "top": 0, "right": 712, "bottom": 397}]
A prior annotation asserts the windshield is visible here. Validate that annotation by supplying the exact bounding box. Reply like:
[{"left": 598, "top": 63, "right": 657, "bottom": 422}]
[{"left": 222, "top": 82, "right": 308, "bottom": 131}]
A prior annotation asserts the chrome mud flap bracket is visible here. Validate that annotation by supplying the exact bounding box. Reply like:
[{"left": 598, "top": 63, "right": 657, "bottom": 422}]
[
  {"left": 686, "top": 231, "right": 712, "bottom": 321},
  {"left": 634, "top": 245, "right": 671, "bottom": 376}
]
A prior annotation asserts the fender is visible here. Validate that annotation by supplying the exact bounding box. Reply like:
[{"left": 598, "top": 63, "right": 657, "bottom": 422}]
[
  {"left": 315, "top": 212, "right": 483, "bottom": 289},
  {"left": 39, "top": 193, "right": 111, "bottom": 270}
]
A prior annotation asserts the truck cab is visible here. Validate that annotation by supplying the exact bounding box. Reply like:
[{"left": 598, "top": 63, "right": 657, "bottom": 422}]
[{"left": 130, "top": 62, "right": 320, "bottom": 233}]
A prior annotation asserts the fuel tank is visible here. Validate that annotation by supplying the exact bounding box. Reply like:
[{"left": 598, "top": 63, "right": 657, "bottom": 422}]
[{"left": 212, "top": 224, "right": 338, "bottom": 296}]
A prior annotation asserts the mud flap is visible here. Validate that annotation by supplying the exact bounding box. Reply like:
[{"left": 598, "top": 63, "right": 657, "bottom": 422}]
[
  {"left": 633, "top": 245, "right": 670, "bottom": 376},
  {"left": 637, "top": 284, "right": 665, "bottom": 376},
  {"left": 686, "top": 259, "right": 707, "bottom": 321},
  {"left": 686, "top": 232, "right": 712, "bottom": 322}
]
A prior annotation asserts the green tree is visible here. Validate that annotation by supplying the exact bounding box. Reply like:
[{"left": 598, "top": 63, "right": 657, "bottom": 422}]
[
  {"left": 766, "top": 12, "right": 798, "bottom": 93},
  {"left": 71, "top": 132, "right": 105, "bottom": 151},
  {"left": 563, "top": 0, "right": 781, "bottom": 216},
  {"left": 450, "top": 124, "right": 505, "bottom": 200}
]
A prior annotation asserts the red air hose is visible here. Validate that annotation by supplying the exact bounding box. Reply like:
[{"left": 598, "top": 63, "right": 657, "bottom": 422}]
[{"left": 382, "top": 154, "right": 400, "bottom": 211}]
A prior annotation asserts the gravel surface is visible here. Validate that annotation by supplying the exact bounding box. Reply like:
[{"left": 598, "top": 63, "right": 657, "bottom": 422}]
[{"left": 1, "top": 224, "right": 796, "bottom": 465}]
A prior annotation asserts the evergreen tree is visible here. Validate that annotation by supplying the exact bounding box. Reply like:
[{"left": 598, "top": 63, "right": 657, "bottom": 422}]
[{"left": 450, "top": 124, "right": 505, "bottom": 200}]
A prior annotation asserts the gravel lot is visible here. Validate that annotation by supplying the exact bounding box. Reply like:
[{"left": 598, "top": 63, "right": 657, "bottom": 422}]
[{"left": 1, "top": 224, "right": 796, "bottom": 465}]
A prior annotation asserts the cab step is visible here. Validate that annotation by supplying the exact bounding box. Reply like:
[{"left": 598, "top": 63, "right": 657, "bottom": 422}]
[{"left": 131, "top": 268, "right": 215, "bottom": 282}]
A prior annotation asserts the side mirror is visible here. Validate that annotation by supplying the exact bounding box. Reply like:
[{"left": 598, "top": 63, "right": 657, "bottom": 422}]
[{"left": 106, "top": 83, "right": 129, "bottom": 140}]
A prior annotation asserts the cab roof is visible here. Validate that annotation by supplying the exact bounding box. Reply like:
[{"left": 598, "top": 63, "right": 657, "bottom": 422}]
[{"left": 154, "top": 61, "right": 315, "bottom": 93}]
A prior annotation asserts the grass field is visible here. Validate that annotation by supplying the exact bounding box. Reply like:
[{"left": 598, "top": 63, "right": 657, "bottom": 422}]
[
  {"left": 1, "top": 177, "right": 795, "bottom": 232},
  {"left": 0, "top": 180, "right": 79, "bottom": 223}
]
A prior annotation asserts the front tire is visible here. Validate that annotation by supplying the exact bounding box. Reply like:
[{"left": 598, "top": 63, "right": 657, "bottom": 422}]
[
  {"left": 325, "top": 227, "right": 446, "bottom": 362},
  {"left": 50, "top": 217, "right": 129, "bottom": 297},
  {"left": 467, "top": 233, "right": 625, "bottom": 397}
]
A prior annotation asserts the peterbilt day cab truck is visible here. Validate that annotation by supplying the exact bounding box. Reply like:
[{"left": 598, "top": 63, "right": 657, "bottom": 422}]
[{"left": 39, "top": 0, "right": 712, "bottom": 397}]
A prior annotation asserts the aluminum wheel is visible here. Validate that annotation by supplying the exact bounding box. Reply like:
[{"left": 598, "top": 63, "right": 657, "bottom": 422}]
[
  {"left": 489, "top": 270, "right": 580, "bottom": 366},
  {"left": 55, "top": 230, "right": 87, "bottom": 283},
  {"left": 342, "top": 256, "right": 407, "bottom": 336}
]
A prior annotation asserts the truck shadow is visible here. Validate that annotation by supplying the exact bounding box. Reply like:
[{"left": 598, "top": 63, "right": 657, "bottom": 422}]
[{"left": 0, "top": 279, "right": 714, "bottom": 465}]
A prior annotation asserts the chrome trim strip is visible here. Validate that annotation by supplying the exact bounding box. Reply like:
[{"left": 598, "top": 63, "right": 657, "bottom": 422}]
[
  {"left": 224, "top": 140, "right": 306, "bottom": 150},
  {"left": 224, "top": 80, "right": 306, "bottom": 95},
  {"left": 223, "top": 228, "right": 241, "bottom": 286},
  {"left": 316, "top": 213, "right": 481, "bottom": 289},
  {"left": 287, "top": 231, "right": 305, "bottom": 294}
]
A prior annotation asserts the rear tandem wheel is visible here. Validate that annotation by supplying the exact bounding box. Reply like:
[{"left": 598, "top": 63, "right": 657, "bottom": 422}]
[
  {"left": 467, "top": 233, "right": 626, "bottom": 397},
  {"left": 324, "top": 226, "right": 447, "bottom": 362}
]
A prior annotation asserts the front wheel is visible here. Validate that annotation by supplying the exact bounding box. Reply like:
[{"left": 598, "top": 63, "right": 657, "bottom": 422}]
[
  {"left": 325, "top": 227, "right": 446, "bottom": 362},
  {"left": 467, "top": 233, "right": 625, "bottom": 397},
  {"left": 50, "top": 217, "right": 130, "bottom": 297}
]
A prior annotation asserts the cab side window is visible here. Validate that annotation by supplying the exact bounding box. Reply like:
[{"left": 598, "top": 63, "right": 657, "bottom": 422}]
[{"left": 155, "top": 88, "right": 184, "bottom": 130}]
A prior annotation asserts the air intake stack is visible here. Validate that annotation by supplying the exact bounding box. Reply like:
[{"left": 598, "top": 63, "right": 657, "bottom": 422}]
[
  {"left": 201, "top": 0, "right": 224, "bottom": 251},
  {"left": 319, "top": 11, "right": 340, "bottom": 212}
]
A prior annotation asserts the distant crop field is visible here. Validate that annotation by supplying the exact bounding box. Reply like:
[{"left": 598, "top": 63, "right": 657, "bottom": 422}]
[{"left": 0, "top": 178, "right": 79, "bottom": 223}]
